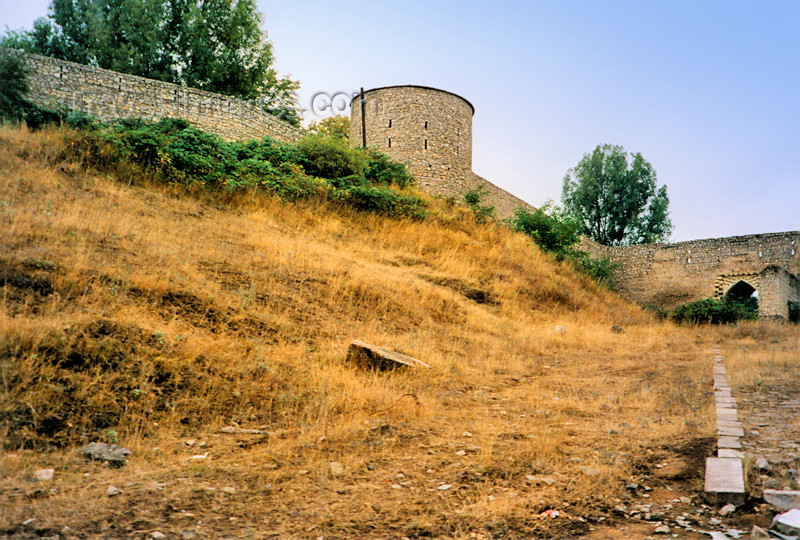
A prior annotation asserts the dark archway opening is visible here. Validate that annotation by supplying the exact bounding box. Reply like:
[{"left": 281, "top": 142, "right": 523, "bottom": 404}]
[{"left": 725, "top": 281, "right": 759, "bottom": 315}]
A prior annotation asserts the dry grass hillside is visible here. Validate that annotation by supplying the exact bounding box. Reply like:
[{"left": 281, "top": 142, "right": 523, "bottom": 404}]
[{"left": 0, "top": 125, "right": 725, "bottom": 538}]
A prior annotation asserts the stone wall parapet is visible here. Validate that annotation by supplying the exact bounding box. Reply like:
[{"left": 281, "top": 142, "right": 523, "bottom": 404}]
[{"left": 16, "top": 50, "right": 304, "bottom": 143}]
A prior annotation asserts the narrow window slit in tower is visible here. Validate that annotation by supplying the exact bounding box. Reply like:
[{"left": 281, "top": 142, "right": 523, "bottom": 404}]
[
  {"left": 424, "top": 139, "right": 428, "bottom": 150},
  {"left": 424, "top": 121, "right": 428, "bottom": 129},
  {"left": 388, "top": 119, "right": 392, "bottom": 128},
  {"left": 388, "top": 138, "right": 392, "bottom": 148}
]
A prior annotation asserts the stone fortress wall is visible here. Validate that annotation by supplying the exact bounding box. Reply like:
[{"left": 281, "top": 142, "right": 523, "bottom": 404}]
[
  {"left": 584, "top": 232, "right": 800, "bottom": 318},
  {"left": 19, "top": 51, "right": 304, "bottom": 143},
  {"left": 14, "top": 52, "right": 798, "bottom": 317},
  {"left": 350, "top": 86, "right": 535, "bottom": 219}
]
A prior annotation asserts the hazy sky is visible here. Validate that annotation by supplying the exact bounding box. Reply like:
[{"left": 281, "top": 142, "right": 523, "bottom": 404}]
[{"left": 2, "top": 1, "right": 798, "bottom": 241}]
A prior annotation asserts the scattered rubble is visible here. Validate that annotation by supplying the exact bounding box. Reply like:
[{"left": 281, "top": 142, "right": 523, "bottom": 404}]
[
  {"left": 79, "top": 442, "right": 131, "bottom": 466},
  {"left": 764, "top": 490, "right": 800, "bottom": 512},
  {"left": 719, "top": 503, "right": 737, "bottom": 516}
]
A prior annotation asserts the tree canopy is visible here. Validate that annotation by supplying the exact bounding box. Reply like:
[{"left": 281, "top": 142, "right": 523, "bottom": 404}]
[
  {"left": 1, "top": 0, "right": 301, "bottom": 125},
  {"left": 561, "top": 144, "right": 672, "bottom": 246}
]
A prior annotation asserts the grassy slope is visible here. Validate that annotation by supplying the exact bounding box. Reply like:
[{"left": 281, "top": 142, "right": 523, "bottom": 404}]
[{"left": 0, "top": 126, "right": 718, "bottom": 538}]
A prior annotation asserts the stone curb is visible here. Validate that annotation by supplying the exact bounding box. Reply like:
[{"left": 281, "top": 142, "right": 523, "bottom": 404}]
[{"left": 704, "top": 348, "right": 747, "bottom": 505}]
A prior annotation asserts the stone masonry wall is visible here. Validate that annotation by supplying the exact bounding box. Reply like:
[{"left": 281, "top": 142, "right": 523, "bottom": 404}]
[
  {"left": 592, "top": 231, "right": 800, "bottom": 316},
  {"left": 349, "top": 85, "right": 534, "bottom": 219},
  {"left": 350, "top": 85, "right": 473, "bottom": 184},
  {"left": 471, "top": 173, "right": 536, "bottom": 219},
  {"left": 757, "top": 267, "right": 798, "bottom": 319},
  {"left": 19, "top": 51, "right": 304, "bottom": 143}
]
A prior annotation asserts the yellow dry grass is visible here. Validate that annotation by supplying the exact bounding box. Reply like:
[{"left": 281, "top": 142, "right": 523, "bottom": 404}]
[
  {"left": 715, "top": 322, "right": 800, "bottom": 391},
  {"left": 0, "top": 125, "right": 732, "bottom": 538}
]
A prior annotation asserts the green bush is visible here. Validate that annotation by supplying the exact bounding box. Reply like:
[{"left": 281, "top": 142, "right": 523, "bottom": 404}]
[
  {"left": 463, "top": 185, "right": 496, "bottom": 223},
  {"left": 510, "top": 206, "right": 580, "bottom": 256},
  {"left": 58, "top": 117, "right": 422, "bottom": 219},
  {"left": 297, "top": 134, "right": 366, "bottom": 179},
  {"left": 671, "top": 297, "right": 758, "bottom": 325},
  {"left": 335, "top": 185, "right": 426, "bottom": 220},
  {"left": 229, "top": 137, "right": 305, "bottom": 166},
  {"left": 508, "top": 203, "right": 616, "bottom": 288},
  {"left": 364, "top": 149, "right": 413, "bottom": 188},
  {"left": 165, "top": 128, "right": 234, "bottom": 187},
  {"left": 571, "top": 255, "right": 618, "bottom": 288}
]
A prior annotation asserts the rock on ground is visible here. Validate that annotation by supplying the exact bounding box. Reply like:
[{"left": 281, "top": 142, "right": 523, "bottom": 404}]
[
  {"left": 79, "top": 442, "right": 131, "bottom": 466},
  {"left": 345, "top": 340, "right": 430, "bottom": 370}
]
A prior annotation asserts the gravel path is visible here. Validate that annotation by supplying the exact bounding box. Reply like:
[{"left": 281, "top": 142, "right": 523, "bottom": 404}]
[{"left": 737, "top": 389, "right": 800, "bottom": 491}]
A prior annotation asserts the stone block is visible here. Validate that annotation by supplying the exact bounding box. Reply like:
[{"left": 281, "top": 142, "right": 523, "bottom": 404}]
[
  {"left": 718, "top": 426, "right": 745, "bottom": 437},
  {"left": 773, "top": 509, "right": 800, "bottom": 535},
  {"left": 704, "top": 457, "right": 746, "bottom": 505},
  {"left": 718, "top": 449, "right": 744, "bottom": 459},
  {"left": 346, "top": 340, "right": 431, "bottom": 371},
  {"left": 763, "top": 490, "right": 800, "bottom": 511},
  {"left": 717, "top": 410, "right": 739, "bottom": 422},
  {"left": 718, "top": 436, "right": 743, "bottom": 449}
]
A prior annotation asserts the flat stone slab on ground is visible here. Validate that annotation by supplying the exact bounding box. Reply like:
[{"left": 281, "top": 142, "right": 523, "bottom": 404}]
[
  {"left": 716, "top": 397, "right": 737, "bottom": 404},
  {"left": 718, "top": 426, "right": 746, "bottom": 437},
  {"left": 718, "top": 449, "right": 745, "bottom": 459},
  {"left": 705, "top": 457, "right": 746, "bottom": 505},
  {"left": 719, "top": 436, "right": 743, "bottom": 449},
  {"left": 718, "top": 420, "right": 744, "bottom": 429},
  {"left": 345, "top": 340, "right": 431, "bottom": 371},
  {"left": 763, "top": 490, "right": 800, "bottom": 511},
  {"left": 773, "top": 509, "right": 800, "bottom": 536}
]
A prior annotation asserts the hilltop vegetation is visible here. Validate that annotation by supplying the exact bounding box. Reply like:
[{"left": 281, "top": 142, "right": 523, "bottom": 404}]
[{"left": 0, "top": 125, "right": 722, "bottom": 538}]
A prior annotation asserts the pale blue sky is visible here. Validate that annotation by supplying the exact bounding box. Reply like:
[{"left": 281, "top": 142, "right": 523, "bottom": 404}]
[{"left": 2, "top": 1, "right": 798, "bottom": 241}]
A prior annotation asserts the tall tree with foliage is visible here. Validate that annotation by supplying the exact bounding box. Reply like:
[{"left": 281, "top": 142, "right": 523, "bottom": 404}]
[
  {"left": 0, "top": 49, "right": 32, "bottom": 121},
  {"left": 562, "top": 144, "right": 672, "bottom": 246},
  {"left": 1, "top": 0, "right": 300, "bottom": 125}
]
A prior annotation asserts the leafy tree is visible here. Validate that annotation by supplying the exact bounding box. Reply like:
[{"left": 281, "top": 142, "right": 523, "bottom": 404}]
[
  {"left": 562, "top": 144, "right": 672, "bottom": 246},
  {"left": 308, "top": 116, "right": 350, "bottom": 140},
  {"left": 1, "top": 0, "right": 300, "bottom": 124},
  {"left": 0, "top": 49, "right": 32, "bottom": 121}
]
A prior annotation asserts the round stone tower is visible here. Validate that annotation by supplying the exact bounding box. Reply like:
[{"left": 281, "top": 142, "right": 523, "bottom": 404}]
[{"left": 350, "top": 85, "right": 474, "bottom": 196}]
